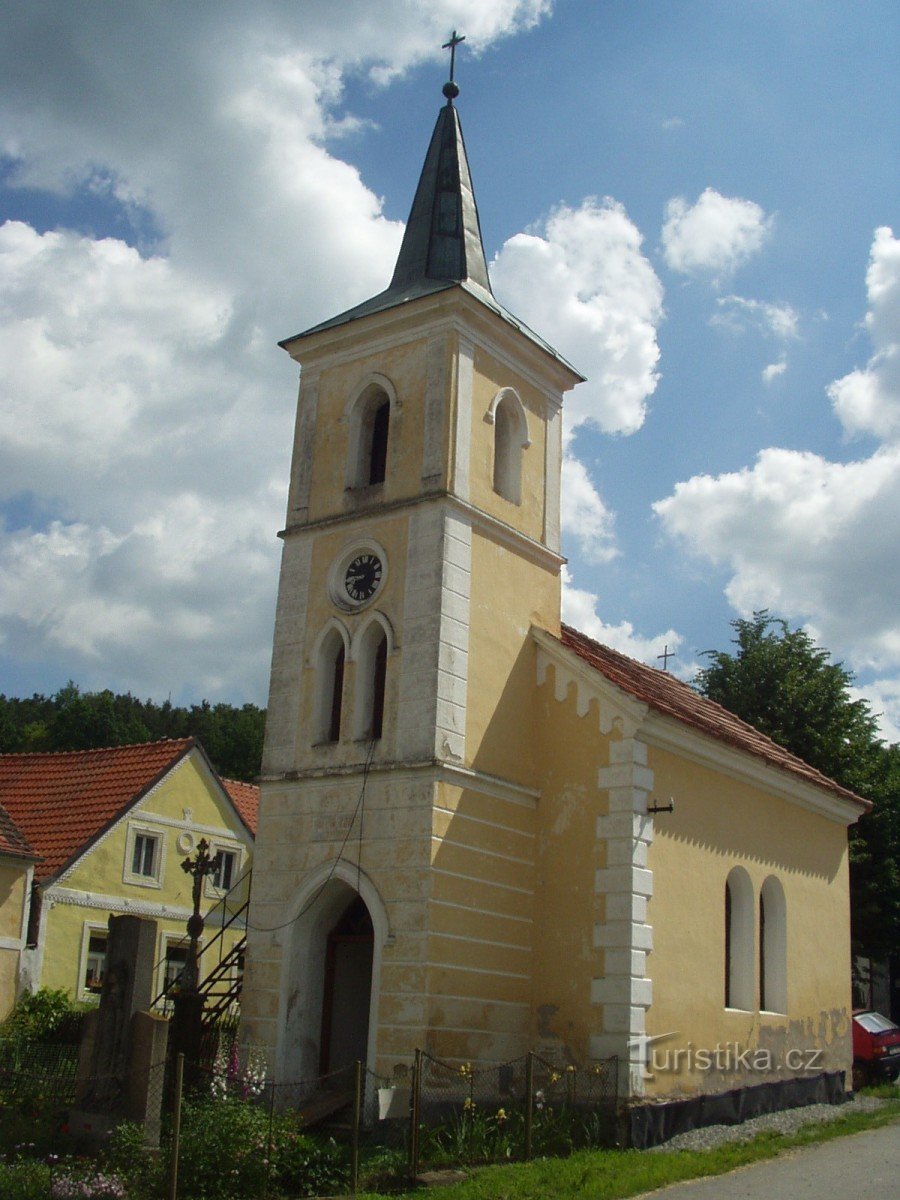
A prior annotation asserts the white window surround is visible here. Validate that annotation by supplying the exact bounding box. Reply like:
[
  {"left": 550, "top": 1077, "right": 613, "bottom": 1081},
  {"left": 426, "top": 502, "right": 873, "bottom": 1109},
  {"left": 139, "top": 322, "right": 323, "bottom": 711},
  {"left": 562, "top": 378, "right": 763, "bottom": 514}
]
[
  {"left": 725, "top": 865, "right": 754, "bottom": 1012},
  {"left": 311, "top": 619, "right": 351, "bottom": 744},
  {"left": 344, "top": 374, "right": 399, "bottom": 490},
  {"left": 760, "top": 874, "right": 787, "bottom": 1014},
  {"left": 204, "top": 843, "right": 245, "bottom": 898},
  {"left": 157, "top": 932, "right": 196, "bottom": 1001},
  {"left": 78, "top": 920, "right": 109, "bottom": 1001},
  {"left": 123, "top": 822, "right": 166, "bottom": 890},
  {"left": 486, "top": 388, "right": 531, "bottom": 506},
  {"left": 351, "top": 612, "right": 394, "bottom": 740}
]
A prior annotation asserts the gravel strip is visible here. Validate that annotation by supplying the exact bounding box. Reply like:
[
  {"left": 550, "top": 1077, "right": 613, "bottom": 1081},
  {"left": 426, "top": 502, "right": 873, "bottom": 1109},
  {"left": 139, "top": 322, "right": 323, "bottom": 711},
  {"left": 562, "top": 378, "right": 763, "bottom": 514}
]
[{"left": 648, "top": 1094, "right": 886, "bottom": 1152}]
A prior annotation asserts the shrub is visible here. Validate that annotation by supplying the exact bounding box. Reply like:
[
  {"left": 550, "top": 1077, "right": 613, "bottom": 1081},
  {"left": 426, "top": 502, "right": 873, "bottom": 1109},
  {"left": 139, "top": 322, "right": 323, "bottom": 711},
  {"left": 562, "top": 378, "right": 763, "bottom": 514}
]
[
  {"left": 2, "top": 988, "right": 86, "bottom": 1045},
  {"left": 0, "top": 1155, "right": 51, "bottom": 1200}
]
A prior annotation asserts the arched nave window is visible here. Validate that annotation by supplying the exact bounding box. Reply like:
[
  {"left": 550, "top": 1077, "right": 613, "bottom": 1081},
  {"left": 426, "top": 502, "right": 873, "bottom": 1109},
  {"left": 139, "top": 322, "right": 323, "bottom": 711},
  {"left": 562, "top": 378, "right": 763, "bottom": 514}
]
[
  {"left": 760, "top": 875, "right": 787, "bottom": 1013},
  {"left": 724, "top": 866, "right": 754, "bottom": 1010},
  {"left": 352, "top": 615, "right": 393, "bottom": 741},
  {"left": 346, "top": 378, "right": 396, "bottom": 489},
  {"left": 487, "top": 388, "right": 530, "bottom": 505},
  {"left": 313, "top": 623, "right": 350, "bottom": 744}
]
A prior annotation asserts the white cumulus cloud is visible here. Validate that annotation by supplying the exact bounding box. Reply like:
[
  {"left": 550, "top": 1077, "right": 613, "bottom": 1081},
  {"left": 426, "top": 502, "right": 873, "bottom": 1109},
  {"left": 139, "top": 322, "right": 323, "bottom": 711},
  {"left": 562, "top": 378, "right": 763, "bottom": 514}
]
[
  {"left": 655, "top": 227, "right": 900, "bottom": 738},
  {"left": 661, "top": 188, "right": 773, "bottom": 280},
  {"left": 561, "top": 568, "right": 687, "bottom": 672},
  {"left": 0, "top": 1, "right": 552, "bottom": 702},
  {"left": 827, "top": 226, "right": 900, "bottom": 441}
]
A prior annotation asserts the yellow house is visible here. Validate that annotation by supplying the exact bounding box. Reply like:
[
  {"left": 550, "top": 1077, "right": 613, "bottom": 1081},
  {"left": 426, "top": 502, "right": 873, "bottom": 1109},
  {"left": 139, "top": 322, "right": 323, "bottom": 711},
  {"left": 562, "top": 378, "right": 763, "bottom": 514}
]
[
  {"left": 241, "top": 78, "right": 867, "bottom": 1122},
  {"left": 0, "top": 800, "right": 39, "bottom": 1020},
  {"left": 0, "top": 738, "right": 258, "bottom": 1007}
]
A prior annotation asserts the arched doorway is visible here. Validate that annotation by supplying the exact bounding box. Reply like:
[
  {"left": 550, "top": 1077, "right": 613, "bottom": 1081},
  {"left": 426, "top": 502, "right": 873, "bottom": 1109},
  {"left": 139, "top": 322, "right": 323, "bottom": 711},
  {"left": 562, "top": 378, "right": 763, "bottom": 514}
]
[
  {"left": 319, "top": 896, "right": 374, "bottom": 1073},
  {"left": 279, "top": 868, "right": 386, "bottom": 1084}
]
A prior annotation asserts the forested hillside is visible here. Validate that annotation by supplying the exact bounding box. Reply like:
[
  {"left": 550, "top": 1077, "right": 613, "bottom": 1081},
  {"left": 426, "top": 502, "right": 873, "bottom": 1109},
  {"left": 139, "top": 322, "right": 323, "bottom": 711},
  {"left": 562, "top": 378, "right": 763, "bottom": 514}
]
[{"left": 0, "top": 683, "right": 264, "bottom": 782}]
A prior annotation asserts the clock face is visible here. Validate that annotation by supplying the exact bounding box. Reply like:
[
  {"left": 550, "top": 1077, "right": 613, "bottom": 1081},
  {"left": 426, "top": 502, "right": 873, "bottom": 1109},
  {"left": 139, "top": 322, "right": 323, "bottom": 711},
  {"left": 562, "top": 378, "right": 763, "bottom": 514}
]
[{"left": 343, "top": 552, "right": 383, "bottom": 604}]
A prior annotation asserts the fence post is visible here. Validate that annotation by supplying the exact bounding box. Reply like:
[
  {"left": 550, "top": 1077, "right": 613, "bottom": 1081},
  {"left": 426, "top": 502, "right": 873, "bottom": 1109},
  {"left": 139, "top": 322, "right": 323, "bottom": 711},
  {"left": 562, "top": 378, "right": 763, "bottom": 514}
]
[
  {"left": 408, "top": 1049, "right": 421, "bottom": 1178},
  {"left": 524, "top": 1050, "right": 534, "bottom": 1162},
  {"left": 166, "top": 1052, "right": 184, "bottom": 1200},
  {"left": 263, "top": 1081, "right": 276, "bottom": 1198},
  {"left": 350, "top": 1059, "right": 362, "bottom": 1195},
  {"left": 566, "top": 1064, "right": 575, "bottom": 1108}
]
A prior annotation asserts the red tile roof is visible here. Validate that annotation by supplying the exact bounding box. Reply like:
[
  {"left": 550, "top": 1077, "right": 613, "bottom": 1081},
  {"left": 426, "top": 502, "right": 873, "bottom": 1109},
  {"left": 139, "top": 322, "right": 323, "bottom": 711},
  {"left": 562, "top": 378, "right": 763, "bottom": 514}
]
[
  {"left": 0, "top": 738, "right": 195, "bottom": 882},
  {"left": 0, "top": 798, "right": 38, "bottom": 861},
  {"left": 559, "top": 624, "right": 869, "bottom": 811},
  {"left": 221, "top": 778, "right": 260, "bottom": 835}
]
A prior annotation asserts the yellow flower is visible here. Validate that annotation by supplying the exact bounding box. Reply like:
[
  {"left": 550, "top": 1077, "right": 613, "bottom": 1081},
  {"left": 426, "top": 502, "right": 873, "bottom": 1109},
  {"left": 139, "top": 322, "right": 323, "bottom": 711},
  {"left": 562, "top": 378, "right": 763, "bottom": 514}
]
[
  {"left": 463, "top": 1096, "right": 475, "bottom": 1112},
  {"left": 550, "top": 1071, "right": 560, "bottom": 1084},
  {"left": 566, "top": 1064, "right": 575, "bottom": 1073},
  {"left": 496, "top": 1107, "right": 507, "bottom": 1123}
]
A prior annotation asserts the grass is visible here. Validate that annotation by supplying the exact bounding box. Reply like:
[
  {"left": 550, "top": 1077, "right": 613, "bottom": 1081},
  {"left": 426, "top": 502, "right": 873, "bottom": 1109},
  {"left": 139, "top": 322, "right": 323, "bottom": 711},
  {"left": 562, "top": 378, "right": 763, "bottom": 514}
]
[{"left": 355, "top": 1088, "right": 900, "bottom": 1200}]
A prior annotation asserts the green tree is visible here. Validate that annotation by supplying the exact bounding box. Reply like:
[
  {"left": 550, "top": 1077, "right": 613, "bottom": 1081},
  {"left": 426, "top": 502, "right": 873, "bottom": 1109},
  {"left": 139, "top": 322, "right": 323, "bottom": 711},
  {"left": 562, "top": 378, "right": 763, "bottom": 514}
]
[{"left": 696, "top": 612, "right": 900, "bottom": 959}]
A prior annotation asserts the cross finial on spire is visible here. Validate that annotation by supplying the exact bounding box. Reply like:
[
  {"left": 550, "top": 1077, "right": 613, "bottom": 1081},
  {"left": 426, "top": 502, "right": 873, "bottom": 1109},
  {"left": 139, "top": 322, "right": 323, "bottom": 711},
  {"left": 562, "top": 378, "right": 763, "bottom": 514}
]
[
  {"left": 657, "top": 644, "right": 674, "bottom": 670},
  {"left": 442, "top": 30, "right": 465, "bottom": 102}
]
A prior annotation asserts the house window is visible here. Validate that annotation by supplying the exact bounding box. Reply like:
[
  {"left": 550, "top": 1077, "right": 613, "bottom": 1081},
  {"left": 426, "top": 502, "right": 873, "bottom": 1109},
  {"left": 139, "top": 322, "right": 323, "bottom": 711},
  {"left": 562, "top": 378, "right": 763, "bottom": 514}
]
[
  {"left": 488, "top": 388, "right": 530, "bottom": 505},
  {"left": 725, "top": 866, "right": 754, "bottom": 1010},
  {"left": 125, "top": 825, "right": 164, "bottom": 886},
  {"left": 164, "top": 942, "right": 190, "bottom": 992},
  {"left": 211, "top": 848, "right": 238, "bottom": 892},
  {"left": 132, "top": 833, "right": 158, "bottom": 877},
  {"left": 760, "top": 875, "right": 787, "bottom": 1012},
  {"left": 84, "top": 932, "right": 107, "bottom": 994}
]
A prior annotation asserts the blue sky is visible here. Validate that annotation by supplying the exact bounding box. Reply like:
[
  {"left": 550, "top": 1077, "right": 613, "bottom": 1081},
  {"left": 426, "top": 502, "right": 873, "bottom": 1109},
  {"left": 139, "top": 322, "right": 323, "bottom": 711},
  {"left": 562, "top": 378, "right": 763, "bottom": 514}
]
[{"left": 1, "top": 1, "right": 898, "bottom": 740}]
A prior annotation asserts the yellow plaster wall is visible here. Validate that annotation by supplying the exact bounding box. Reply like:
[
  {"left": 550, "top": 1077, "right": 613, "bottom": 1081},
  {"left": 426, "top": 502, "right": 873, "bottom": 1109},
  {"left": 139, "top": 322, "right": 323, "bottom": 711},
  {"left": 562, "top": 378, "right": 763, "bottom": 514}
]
[
  {"left": 644, "top": 744, "right": 853, "bottom": 1097},
  {"left": 39, "top": 753, "right": 252, "bottom": 1003},
  {"left": 0, "top": 861, "right": 28, "bottom": 1019},
  {"left": 466, "top": 530, "right": 560, "bottom": 783},
  {"left": 531, "top": 669, "right": 612, "bottom": 1061}
]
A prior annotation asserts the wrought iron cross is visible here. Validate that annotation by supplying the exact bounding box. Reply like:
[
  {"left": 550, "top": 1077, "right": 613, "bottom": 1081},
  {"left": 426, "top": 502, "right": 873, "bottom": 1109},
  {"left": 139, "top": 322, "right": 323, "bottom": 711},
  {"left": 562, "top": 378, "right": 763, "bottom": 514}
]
[
  {"left": 657, "top": 644, "right": 674, "bottom": 670},
  {"left": 179, "top": 837, "right": 222, "bottom": 990},
  {"left": 442, "top": 30, "right": 465, "bottom": 83}
]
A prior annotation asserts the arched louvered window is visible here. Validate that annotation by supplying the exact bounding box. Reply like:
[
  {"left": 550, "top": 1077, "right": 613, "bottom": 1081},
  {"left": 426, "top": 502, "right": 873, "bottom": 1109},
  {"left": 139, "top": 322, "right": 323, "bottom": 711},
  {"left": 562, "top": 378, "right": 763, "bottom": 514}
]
[
  {"left": 488, "top": 388, "right": 529, "bottom": 505},
  {"left": 314, "top": 625, "right": 349, "bottom": 744},
  {"left": 352, "top": 618, "right": 390, "bottom": 740},
  {"left": 347, "top": 381, "right": 393, "bottom": 489}
]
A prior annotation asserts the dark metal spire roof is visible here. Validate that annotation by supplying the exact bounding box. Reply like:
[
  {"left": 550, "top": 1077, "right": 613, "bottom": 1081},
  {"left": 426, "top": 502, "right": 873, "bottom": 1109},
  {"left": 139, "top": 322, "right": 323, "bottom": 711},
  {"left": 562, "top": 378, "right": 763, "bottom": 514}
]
[{"left": 388, "top": 98, "right": 492, "bottom": 295}]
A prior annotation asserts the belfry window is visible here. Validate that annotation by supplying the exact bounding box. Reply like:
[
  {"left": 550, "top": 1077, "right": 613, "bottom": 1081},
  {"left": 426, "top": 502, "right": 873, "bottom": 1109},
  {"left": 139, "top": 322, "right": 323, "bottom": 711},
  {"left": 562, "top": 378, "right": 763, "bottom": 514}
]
[
  {"left": 488, "top": 388, "right": 529, "bottom": 505},
  {"left": 347, "top": 383, "right": 392, "bottom": 489},
  {"left": 315, "top": 626, "right": 349, "bottom": 744},
  {"left": 353, "top": 619, "right": 390, "bottom": 740}
]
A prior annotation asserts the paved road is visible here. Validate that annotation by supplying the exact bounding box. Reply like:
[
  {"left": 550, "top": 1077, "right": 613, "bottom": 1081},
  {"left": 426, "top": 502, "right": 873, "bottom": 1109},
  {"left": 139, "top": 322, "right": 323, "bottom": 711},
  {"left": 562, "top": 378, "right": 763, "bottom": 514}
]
[{"left": 640, "top": 1123, "right": 900, "bottom": 1199}]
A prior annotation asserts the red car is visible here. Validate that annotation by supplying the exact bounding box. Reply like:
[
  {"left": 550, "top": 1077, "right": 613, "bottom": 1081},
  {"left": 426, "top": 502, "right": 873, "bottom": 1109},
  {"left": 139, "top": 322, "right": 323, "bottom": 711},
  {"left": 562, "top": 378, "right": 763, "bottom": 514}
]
[{"left": 852, "top": 1009, "right": 900, "bottom": 1088}]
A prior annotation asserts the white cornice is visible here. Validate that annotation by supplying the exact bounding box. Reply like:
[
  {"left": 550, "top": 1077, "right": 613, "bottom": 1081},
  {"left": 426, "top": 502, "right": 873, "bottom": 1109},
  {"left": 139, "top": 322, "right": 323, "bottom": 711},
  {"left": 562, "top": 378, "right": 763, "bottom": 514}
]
[
  {"left": 642, "top": 711, "right": 866, "bottom": 826},
  {"left": 286, "top": 291, "right": 579, "bottom": 403},
  {"left": 532, "top": 627, "right": 864, "bottom": 827},
  {"left": 260, "top": 757, "right": 539, "bottom": 808},
  {"left": 532, "top": 627, "right": 647, "bottom": 737},
  {"left": 280, "top": 491, "right": 564, "bottom": 572}
]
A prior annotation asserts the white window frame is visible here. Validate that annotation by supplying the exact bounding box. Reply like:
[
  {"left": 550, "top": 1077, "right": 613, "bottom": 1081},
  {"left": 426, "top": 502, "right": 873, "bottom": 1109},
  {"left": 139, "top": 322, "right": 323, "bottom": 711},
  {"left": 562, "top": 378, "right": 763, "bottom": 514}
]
[
  {"left": 204, "top": 843, "right": 244, "bottom": 898},
  {"left": 156, "top": 932, "right": 195, "bottom": 1003},
  {"left": 123, "top": 822, "right": 166, "bottom": 889},
  {"left": 78, "top": 921, "right": 109, "bottom": 1001}
]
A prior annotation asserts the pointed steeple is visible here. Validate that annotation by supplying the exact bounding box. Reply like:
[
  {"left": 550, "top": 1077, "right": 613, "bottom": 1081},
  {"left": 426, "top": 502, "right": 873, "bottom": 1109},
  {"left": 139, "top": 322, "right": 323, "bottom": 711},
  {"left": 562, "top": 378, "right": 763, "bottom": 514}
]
[{"left": 388, "top": 97, "right": 493, "bottom": 295}]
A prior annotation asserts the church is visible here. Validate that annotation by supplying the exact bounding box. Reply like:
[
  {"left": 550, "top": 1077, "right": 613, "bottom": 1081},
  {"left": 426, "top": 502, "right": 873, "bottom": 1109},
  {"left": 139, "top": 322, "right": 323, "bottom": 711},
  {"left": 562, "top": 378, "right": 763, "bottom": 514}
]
[{"left": 240, "top": 66, "right": 866, "bottom": 1113}]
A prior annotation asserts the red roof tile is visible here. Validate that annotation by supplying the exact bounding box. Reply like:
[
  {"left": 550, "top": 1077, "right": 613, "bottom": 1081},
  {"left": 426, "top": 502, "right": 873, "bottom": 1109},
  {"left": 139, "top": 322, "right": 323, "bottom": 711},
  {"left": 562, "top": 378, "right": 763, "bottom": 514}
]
[
  {"left": 221, "top": 778, "right": 260, "bottom": 835},
  {"left": 559, "top": 624, "right": 869, "bottom": 811},
  {"left": 0, "top": 798, "right": 38, "bottom": 861},
  {"left": 0, "top": 739, "right": 195, "bottom": 882}
]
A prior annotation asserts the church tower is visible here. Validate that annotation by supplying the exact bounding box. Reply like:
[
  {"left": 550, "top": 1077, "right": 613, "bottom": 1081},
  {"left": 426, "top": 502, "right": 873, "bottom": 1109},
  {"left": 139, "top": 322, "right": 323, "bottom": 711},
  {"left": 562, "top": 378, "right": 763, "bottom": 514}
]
[{"left": 242, "top": 67, "right": 583, "bottom": 1082}]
